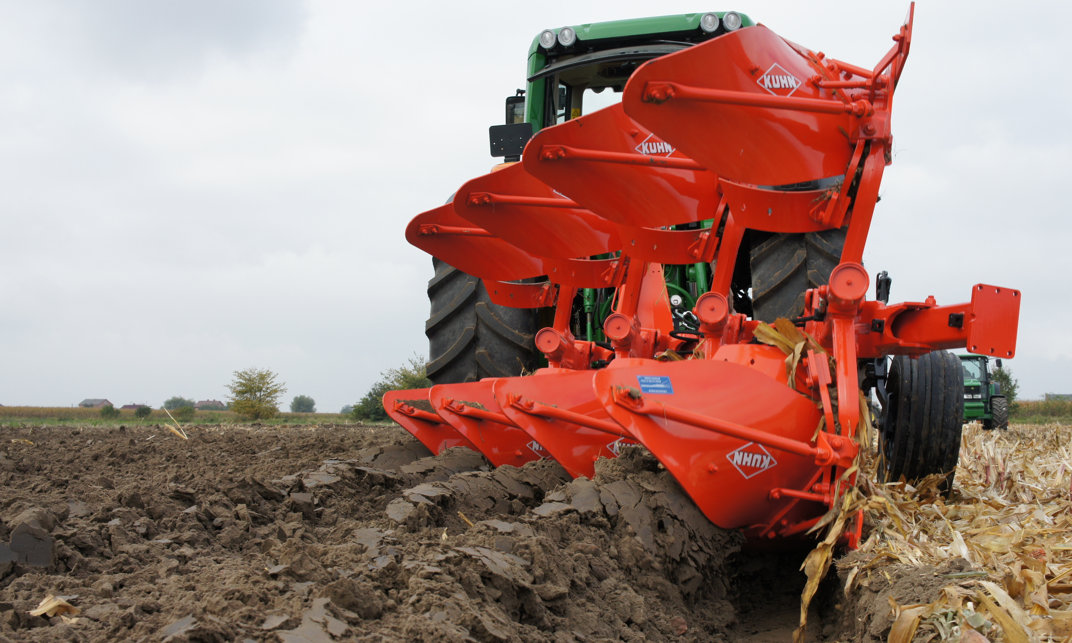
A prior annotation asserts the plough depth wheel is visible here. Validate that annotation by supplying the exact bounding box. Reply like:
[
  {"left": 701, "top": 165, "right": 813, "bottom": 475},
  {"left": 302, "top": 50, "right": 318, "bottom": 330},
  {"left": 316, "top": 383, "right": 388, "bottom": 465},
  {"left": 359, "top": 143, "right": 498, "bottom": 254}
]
[{"left": 878, "top": 351, "right": 965, "bottom": 489}]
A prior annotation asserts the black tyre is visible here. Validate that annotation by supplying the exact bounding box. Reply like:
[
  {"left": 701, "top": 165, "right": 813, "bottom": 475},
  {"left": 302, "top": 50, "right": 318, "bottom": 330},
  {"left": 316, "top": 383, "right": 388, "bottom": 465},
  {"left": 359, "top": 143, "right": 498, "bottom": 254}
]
[
  {"left": 878, "top": 351, "right": 965, "bottom": 489},
  {"left": 425, "top": 259, "right": 540, "bottom": 384},
  {"left": 991, "top": 396, "right": 1009, "bottom": 431},
  {"left": 749, "top": 228, "right": 846, "bottom": 322}
]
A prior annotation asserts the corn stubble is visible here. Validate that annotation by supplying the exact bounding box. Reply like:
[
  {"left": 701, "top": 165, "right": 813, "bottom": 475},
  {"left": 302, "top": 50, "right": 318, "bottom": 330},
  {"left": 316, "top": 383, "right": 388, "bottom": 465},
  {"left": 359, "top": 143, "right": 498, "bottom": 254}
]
[{"left": 844, "top": 423, "right": 1072, "bottom": 641}]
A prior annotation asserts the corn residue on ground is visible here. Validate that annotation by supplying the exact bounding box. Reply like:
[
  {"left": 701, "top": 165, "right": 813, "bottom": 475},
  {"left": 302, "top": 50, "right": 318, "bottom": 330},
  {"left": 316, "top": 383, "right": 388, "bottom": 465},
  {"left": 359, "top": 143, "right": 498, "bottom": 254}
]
[{"left": 842, "top": 423, "right": 1072, "bottom": 642}]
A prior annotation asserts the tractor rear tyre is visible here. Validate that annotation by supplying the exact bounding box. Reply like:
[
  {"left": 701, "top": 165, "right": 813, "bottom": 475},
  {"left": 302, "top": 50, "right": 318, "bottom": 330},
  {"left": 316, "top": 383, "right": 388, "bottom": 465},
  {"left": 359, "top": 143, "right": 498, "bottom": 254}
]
[
  {"left": 425, "top": 259, "right": 540, "bottom": 385},
  {"left": 749, "top": 228, "right": 846, "bottom": 322},
  {"left": 878, "top": 351, "right": 964, "bottom": 490},
  {"left": 991, "top": 396, "right": 1009, "bottom": 431}
]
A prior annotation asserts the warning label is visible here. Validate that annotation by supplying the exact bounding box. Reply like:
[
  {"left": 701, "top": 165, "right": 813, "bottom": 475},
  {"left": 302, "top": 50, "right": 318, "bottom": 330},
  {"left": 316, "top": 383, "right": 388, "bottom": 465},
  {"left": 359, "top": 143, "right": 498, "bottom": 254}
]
[{"left": 636, "top": 375, "right": 674, "bottom": 395}]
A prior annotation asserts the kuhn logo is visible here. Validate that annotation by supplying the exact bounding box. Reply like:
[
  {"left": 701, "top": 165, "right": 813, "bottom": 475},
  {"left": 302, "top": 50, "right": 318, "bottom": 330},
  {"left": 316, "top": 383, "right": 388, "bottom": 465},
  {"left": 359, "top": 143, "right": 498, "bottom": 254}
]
[
  {"left": 727, "top": 442, "right": 778, "bottom": 479},
  {"left": 634, "top": 133, "right": 675, "bottom": 157},
  {"left": 606, "top": 437, "right": 630, "bottom": 457},
  {"left": 757, "top": 63, "right": 801, "bottom": 97},
  {"left": 527, "top": 440, "right": 549, "bottom": 459}
]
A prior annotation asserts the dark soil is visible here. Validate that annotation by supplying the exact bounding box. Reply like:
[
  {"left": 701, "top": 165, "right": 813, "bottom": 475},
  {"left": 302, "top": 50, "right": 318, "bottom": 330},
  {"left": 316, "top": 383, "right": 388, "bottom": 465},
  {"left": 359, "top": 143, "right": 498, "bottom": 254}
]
[{"left": 0, "top": 424, "right": 921, "bottom": 641}]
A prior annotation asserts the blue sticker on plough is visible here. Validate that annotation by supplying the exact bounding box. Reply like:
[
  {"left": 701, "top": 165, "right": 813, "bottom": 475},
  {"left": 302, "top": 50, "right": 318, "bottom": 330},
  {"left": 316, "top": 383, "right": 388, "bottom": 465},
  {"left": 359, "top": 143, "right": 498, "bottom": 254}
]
[{"left": 637, "top": 375, "right": 674, "bottom": 395}]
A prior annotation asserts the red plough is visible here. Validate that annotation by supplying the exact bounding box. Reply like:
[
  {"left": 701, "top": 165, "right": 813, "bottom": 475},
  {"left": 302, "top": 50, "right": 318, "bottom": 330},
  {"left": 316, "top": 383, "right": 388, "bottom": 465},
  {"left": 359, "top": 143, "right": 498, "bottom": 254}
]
[
  {"left": 386, "top": 6, "right": 1021, "bottom": 544},
  {"left": 495, "top": 369, "right": 634, "bottom": 479}
]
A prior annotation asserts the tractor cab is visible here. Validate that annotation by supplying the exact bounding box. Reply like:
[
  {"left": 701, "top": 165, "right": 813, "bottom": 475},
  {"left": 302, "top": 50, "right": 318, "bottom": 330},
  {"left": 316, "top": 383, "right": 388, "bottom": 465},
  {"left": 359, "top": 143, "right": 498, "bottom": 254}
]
[
  {"left": 490, "top": 12, "right": 754, "bottom": 160},
  {"left": 959, "top": 355, "right": 1009, "bottom": 430}
]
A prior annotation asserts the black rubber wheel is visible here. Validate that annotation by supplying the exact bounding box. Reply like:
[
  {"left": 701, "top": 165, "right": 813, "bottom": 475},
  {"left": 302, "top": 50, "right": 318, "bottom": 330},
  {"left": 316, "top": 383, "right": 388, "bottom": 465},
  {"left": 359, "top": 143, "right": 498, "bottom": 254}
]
[
  {"left": 425, "top": 259, "right": 540, "bottom": 384},
  {"left": 878, "top": 351, "right": 965, "bottom": 490},
  {"left": 749, "top": 228, "right": 846, "bottom": 322},
  {"left": 991, "top": 396, "right": 1009, "bottom": 431}
]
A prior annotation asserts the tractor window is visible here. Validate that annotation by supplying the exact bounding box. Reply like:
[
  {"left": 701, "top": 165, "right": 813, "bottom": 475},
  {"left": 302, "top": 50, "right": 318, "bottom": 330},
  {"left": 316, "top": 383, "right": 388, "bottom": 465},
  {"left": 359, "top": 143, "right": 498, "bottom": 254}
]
[
  {"left": 547, "top": 81, "right": 576, "bottom": 125},
  {"left": 583, "top": 86, "right": 623, "bottom": 114},
  {"left": 960, "top": 359, "right": 984, "bottom": 380},
  {"left": 534, "top": 45, "right": 686, "bottom": 129},
  {"left": 546, "top": 79, "right": 623, "bottom": 127}
]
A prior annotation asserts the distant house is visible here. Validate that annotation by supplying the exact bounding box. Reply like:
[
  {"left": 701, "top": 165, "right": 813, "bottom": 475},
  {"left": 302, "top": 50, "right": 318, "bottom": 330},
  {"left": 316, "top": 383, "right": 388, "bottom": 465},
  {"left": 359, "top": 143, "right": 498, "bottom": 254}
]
[
  {"left": 120, "top": 404, "right": 149, "bottom": 411},
  {"left": 79, "top": 399, "right": 112, "bottom": 409},
  {"left": 196, "top": 399, "right": 227, "bottom": 411}
]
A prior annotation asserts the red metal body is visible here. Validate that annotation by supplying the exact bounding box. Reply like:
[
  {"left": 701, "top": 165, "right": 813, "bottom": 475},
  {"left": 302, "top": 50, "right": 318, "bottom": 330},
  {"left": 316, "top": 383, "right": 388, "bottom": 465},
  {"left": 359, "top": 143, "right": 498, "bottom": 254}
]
[
  {"left": 523, "top": 103, "right": 719, "bottom": 229},
  {"left": 495, "top": 369, "right": 634, "bottom": 479},
  {"left": 385, "top": 5, "right": 1022, "bottom": 543},
  {"left": 594, "top": 356, "right": 832, "bottom": 540},
  {"left": 454, "top": 163, "right": 620, "bottom": 261},
  {"left": 428, "top": 380, "right": 549, "bottom": 468},
  {"left": 406, "top": 204, "right": 551, "bottom": 282},
  {"left": 382, "top": 388, "right": 476, "bottom": 455}
]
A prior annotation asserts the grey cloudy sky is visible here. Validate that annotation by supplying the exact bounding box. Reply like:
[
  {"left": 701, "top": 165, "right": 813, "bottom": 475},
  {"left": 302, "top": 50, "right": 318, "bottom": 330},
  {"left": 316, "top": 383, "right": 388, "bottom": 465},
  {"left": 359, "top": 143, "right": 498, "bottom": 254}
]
[{"left": 1, "top": 1, "right": 1068, "bottom": 412}]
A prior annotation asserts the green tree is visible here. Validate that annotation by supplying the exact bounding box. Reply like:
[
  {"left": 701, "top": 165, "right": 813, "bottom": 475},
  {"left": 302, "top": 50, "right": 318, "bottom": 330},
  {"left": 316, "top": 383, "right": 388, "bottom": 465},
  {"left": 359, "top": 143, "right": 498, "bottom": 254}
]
[
  {"left": 164, "top": 396, "right": 195, "bottom": 410},
  {"left": 171, "top": 405, "right": 195, "bottom": 422},
  {"left": 290, "top": 395, "right": 316, "bottom": 413},
  {"left": 353, "top": 355, "right": 431, "bottom": 422},
  {"left": 352, "top": 381, "right": 393, "bottom": 422},
  {"left": 100, "top": 403, "right": 119, "bottom": 419},
  {"left": 993, "top": 364, "right": 1019, "bottom": 412},
  {"left": 134, "top": 405, "right": 152, "bottom": 418},
  {"left": 227, "top": 368, "right": 286, "bottom": 420}
]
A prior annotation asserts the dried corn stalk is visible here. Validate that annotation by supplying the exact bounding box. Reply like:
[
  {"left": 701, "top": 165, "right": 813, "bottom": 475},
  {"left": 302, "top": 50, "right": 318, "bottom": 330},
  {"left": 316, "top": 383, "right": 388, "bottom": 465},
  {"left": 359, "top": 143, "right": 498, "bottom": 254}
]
[{"left": 848, "top": 423, "right": 1072, "bottom": 640}]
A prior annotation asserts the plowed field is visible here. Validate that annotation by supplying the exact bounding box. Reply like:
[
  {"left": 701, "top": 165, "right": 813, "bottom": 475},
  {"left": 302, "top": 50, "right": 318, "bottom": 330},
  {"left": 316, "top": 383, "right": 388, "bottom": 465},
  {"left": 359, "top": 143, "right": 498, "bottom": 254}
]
[{"left": 0, "top": 422, "right": 1066, "bottom": 641}]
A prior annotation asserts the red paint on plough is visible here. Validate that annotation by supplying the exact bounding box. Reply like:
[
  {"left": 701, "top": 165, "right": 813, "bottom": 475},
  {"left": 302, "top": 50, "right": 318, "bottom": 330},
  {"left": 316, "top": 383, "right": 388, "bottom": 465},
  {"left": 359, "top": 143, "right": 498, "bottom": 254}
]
[{"left": 386, "top": 5, "right": 1020, "bottom": 544}]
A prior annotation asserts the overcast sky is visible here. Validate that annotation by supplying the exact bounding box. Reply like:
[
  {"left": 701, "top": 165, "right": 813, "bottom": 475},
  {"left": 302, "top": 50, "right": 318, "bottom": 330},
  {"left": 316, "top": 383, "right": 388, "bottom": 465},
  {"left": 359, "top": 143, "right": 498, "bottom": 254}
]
[{"left": 1, "top": 1, "right": 1068, "bottom": 412}]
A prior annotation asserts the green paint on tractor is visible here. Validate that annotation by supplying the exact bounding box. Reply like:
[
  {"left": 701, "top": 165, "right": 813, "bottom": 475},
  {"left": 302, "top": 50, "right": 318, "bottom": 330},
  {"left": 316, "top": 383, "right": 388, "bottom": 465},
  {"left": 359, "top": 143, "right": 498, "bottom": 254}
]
[{"left": 958, "top": 355, "right": 1009, "bottom": 430}]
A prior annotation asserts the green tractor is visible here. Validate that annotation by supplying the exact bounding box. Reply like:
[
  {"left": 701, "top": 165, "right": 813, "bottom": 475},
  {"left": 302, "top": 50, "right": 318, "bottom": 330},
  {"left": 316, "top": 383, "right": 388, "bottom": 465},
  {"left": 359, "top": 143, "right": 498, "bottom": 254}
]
[
  {"left": 959, "top": 355, "right": 1009, "bottom": 430},
  {"left": 425, "top": 11, "right": 846, "bottom": 385}
]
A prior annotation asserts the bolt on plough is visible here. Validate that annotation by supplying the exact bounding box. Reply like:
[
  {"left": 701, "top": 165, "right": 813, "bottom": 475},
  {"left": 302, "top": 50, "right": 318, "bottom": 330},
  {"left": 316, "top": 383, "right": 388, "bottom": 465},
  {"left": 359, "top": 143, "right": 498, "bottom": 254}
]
[{"left": 385, "top": 4, "right": 1020, "bottom": 547}]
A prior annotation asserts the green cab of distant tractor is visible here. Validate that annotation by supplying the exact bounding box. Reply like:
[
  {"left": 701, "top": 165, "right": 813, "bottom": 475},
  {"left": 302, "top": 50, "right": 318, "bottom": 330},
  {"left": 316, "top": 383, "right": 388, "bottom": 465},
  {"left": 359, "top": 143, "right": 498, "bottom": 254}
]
[
  {"left": 958, "top": 355, "right": 1009, "bottom": 430},
  {"left": 490, "top": 11, "right": 755, "bottom": 159}
]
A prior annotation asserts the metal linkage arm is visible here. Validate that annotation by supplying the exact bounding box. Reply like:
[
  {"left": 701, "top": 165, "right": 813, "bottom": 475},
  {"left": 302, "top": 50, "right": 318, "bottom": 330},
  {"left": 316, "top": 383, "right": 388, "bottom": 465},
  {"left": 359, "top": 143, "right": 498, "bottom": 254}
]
[
  {"left": 610, "top": 387, "right": 857, "bottom": 469},
  {"left": 854, "top": 284, "right": 1021, "bottom": 359}
]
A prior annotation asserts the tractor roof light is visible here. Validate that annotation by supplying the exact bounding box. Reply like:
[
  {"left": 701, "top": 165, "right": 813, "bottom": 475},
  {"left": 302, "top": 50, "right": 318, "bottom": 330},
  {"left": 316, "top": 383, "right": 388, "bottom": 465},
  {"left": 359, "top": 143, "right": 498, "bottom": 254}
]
[
  {"left": 721, "top": 11, "right": 743, "bottom": 31},
  {"left": 539, "top": 29, "right": 557, "bottom": 50},
  {"left": 557, "top": 26, "right": 577, "bottom": 47},
  {"left": 700, "top": 13, "right": 720, "bottom": 33}
]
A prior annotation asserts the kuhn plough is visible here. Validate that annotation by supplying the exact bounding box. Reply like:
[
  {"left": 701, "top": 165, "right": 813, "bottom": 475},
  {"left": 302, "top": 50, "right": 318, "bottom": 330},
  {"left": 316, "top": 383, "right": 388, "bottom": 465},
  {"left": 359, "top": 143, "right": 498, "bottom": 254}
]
[{"left": 385, "top": 6, "right": 1020, "bottom": 543}]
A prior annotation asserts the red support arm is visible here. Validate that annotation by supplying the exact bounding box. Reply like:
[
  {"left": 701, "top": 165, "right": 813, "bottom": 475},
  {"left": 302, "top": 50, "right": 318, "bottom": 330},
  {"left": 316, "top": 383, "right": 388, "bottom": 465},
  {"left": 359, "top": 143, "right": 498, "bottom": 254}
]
[{"left": 855, "top": 284, "right": 1021, "bottom": 359}]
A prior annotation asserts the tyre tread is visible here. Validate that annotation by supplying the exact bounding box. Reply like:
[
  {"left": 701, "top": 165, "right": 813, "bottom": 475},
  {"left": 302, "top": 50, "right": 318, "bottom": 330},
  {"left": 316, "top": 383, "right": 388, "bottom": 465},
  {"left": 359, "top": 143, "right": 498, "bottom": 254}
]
[
  {"left": 750, "top": 228, "right": 846, "bottom": 322},
  {"left": 879, "top": 351, "right": 964, "bottom": 491},
  {"left": 426, "top": 260, "right": 539, "bottom": 385}
]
